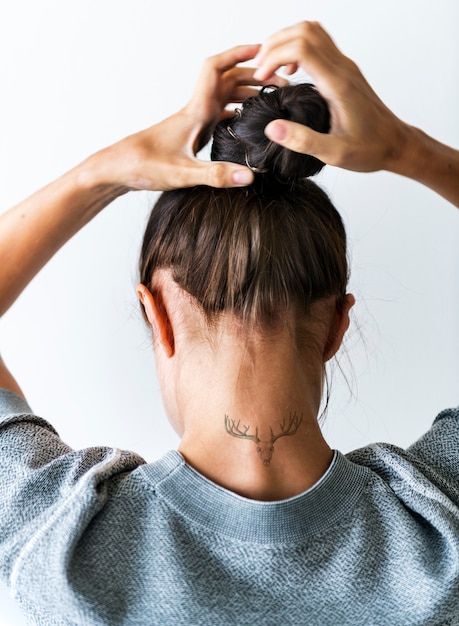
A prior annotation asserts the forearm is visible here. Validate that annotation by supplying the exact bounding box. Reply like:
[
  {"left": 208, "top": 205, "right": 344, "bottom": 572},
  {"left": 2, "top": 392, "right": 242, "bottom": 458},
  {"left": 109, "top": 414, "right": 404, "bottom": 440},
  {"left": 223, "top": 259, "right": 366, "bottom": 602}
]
[
  {"left": 0, "top": 156, "right": 126, "bottom": 317},
  {"left": 392, "top": 124, "right": 459, "bottom": 208},
  {"left": 0, "top": 45, "right": 269, "bottom": 319}
]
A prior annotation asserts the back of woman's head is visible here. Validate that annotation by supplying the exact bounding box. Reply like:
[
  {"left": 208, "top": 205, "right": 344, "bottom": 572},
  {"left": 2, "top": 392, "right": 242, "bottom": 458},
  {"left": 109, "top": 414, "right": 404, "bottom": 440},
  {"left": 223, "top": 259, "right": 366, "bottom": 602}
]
[{"left": 140, "top": 84, "right": 348, "bottom": 330}]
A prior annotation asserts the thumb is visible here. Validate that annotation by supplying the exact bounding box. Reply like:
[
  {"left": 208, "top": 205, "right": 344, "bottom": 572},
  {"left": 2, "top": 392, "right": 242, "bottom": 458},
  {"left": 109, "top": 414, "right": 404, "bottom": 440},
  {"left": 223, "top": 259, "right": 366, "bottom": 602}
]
[
  {"left": 194, "top": 161, "right": 255, "bottom": 189},
  {"left": 265, "top": 119, "right": 333, "bottom": 163}
]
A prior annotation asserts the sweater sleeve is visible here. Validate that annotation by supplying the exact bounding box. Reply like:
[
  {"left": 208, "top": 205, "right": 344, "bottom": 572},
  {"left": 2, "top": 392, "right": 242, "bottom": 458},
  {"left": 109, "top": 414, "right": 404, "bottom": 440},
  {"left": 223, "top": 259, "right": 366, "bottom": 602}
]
[
  {"left": 348, "top": 406, "right": 459, "bottom": 515},
  {"left": 405, "top": 407, "right": 459, "bottom": 497},
  {"left": 0, "top": 388, "right": 145, "bottom": 588}
]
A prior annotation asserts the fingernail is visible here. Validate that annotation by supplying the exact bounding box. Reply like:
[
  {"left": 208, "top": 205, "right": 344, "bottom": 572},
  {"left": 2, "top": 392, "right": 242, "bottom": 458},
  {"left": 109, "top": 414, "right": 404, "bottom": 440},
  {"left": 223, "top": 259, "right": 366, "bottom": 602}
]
[
  {"left": 266, "top": 121, "right": 287, "bottom": 142},
  {"left": 232, "top": 169, "right": 254, "bottom": 185},
  {"left": 253, "top": 68, "right": 263, "bottom": 80}
]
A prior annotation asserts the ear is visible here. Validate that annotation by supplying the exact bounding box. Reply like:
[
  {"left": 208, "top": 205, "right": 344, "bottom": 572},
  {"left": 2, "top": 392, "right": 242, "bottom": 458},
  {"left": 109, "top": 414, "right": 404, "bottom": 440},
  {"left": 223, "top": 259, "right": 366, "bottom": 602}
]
[
  {"left": 136, "top": 284, "right": 175, "bottom": 357},
  {"left": 323, "top": 294, "right": 355, "bottom": 362}
]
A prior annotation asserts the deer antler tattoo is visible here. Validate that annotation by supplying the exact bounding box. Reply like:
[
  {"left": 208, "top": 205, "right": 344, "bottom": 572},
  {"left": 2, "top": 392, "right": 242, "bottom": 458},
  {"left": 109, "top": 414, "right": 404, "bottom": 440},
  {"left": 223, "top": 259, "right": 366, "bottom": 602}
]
[{"left": 224, "top": 412, "right": 303, "bottom": 467}]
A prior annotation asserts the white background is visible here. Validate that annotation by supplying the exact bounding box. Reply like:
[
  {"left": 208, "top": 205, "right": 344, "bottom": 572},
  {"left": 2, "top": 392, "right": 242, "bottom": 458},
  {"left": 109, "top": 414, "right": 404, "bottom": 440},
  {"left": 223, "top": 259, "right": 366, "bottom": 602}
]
[{"left": 0, "top": 0, "right": 458, "bottom": 623}]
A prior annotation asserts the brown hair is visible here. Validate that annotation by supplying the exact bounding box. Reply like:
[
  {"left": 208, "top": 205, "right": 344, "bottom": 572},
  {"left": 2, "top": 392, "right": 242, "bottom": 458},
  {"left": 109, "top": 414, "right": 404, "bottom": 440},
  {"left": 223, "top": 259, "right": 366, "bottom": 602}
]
[{"left": 139, "top": 84, "right": 348, "bottom": 330}]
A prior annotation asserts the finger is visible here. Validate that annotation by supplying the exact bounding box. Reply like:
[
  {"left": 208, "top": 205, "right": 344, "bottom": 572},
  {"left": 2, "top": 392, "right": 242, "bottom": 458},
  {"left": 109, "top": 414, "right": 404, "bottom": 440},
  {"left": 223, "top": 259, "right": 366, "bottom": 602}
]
[
  {"left": 226, "top": 87, "right": 261, "bottom": 103},
  {"left": 255, "top": 21, "right": 325, "bottom": 65},
  {"left": 284, "top": 63, "right": 298, "bottom": 76},
  {"left": 220, "top": 108, "right": 238, "bottom": 119},
  {"left": 225, "top": 66, "right": 289, "bottom": 88},
  {"left": 221, "top": 73, "right": 289, "bottom": 107},
  {"left": 255, "top": 44, "right": 339, "bottom": 89},
  {"left": 225, "top": 85, "right": 275, "bottom": 104},
  {"left": 190, "top": 45, "right": 261, "bottom": 114},
  {"left": 254, "top": 21, "right": 340, "bottom": 83},
  {"left": 184, "top": 161, "right": 255, "bottom": 189},
  {"left": 254, "top": 24, "right": 308, "bottom": 78},
  {"left": 204, "top": 44, "right": 261, "bottom": 74},
  {"left": 264, "top": 119, "right": 339, "bottom": 165},
  {"left": 254, "top": 42, "right": 308, "bottom": 82}
]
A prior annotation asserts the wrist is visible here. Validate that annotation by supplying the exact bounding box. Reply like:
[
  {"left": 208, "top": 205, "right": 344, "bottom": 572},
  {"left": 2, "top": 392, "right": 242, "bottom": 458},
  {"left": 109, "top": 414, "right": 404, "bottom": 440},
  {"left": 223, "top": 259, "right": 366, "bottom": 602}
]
[
  {"left": 73, "top": 145, "right": 132, "bottom": 198},
  {"left": 385, "top": 123, "right": 459, "bottom": 207},
  {"left": 384, "top": 122, "right": 420, "bottom": 177}
]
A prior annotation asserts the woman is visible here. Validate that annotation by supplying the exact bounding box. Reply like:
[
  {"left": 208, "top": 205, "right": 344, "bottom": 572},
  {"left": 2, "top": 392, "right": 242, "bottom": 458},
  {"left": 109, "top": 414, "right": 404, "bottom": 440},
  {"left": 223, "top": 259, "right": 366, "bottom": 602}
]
[{"left": 0, "top": 21, "right": 458, "bottom": 625}]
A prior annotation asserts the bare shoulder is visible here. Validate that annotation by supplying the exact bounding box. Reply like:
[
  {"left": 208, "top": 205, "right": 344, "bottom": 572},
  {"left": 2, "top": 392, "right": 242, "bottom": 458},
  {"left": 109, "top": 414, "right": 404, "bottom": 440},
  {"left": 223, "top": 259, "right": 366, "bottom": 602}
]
[{"left": 0, "top": 355, "right": 25, "bottom": 399}]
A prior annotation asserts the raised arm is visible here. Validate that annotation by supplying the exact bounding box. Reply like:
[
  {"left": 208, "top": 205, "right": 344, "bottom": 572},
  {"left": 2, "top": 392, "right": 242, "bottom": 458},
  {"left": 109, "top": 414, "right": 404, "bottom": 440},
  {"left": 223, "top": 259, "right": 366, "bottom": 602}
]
[
  {"left": 0, "top": 45, "right": 282, "bottom": 394},
  {"left": 254, "top": 21, "right": 459, "bottom": 207}
]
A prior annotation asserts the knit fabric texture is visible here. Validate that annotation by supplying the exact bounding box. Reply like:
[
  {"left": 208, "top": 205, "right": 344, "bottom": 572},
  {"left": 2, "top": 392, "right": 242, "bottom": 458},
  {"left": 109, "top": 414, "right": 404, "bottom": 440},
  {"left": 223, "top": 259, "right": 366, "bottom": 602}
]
[{"left": 1, "top": 388, "right": 459, "bottom": 625}]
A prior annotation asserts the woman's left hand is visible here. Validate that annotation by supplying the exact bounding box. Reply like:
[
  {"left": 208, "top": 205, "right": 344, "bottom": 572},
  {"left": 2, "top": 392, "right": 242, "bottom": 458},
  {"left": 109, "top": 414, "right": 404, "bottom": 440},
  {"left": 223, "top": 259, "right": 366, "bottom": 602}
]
[
  {"left": 89, "top": 45, "right": 285, "bottom": 191},
  {"left": 0, "top": 42, "right": 284, "bottom": 395}
]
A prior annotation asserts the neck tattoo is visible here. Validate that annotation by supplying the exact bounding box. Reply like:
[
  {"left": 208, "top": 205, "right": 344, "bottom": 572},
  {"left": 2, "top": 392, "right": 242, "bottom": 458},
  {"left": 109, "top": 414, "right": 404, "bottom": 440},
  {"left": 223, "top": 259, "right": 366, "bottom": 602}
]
[{"left": 224, "top": 412, "right": 304, "bottom": 467}]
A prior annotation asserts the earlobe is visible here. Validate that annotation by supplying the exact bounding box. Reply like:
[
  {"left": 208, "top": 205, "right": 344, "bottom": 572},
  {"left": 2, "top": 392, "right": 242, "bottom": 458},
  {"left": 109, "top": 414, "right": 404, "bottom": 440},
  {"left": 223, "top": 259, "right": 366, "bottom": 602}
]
[
  {"left": 136, "top": 284, "right": 175, "bottom": 357},
  {"left": 323, "top": 293, "right": 355, "bottom": 362}
]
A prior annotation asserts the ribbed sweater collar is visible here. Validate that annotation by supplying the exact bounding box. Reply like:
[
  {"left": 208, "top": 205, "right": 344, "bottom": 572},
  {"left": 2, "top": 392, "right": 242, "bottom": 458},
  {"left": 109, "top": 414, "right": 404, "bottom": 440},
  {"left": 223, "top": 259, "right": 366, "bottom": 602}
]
[{"left": 141, "top": 450, "right": 370, "bottom": 544}]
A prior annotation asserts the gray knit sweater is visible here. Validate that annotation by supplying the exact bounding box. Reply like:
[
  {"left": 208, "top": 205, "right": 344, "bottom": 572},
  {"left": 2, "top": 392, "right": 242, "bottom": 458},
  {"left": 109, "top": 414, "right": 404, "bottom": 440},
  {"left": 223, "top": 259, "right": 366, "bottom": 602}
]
[{"left": 1, "top": 388, "right": 459, "bottom": 625}]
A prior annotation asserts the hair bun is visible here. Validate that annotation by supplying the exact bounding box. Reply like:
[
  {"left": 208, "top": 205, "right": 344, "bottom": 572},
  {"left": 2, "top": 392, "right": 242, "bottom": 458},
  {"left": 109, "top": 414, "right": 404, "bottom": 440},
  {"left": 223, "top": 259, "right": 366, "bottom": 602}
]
[{"left": 211, "top": 84, "right": 330, "bottom": 183}]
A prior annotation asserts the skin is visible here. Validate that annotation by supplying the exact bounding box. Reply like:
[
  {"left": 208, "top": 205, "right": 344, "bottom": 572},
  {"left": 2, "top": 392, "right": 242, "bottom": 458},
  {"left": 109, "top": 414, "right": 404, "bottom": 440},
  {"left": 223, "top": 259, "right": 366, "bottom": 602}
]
[
  {"left": 138, "top": 273, "right": 353, "bottom": 500},
  {"left": 0, "top": 22, "right": 458, "bottom": 501},
  {"left": 254, "top": 22, "right": 459, "bottom": 207}
]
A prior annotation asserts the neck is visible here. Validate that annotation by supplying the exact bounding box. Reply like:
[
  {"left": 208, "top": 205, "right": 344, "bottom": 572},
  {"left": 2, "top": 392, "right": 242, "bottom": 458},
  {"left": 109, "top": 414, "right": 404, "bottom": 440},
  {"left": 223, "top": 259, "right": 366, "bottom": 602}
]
[{"left": 176, "top": 330, "right": 333, "bottom": 501}]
